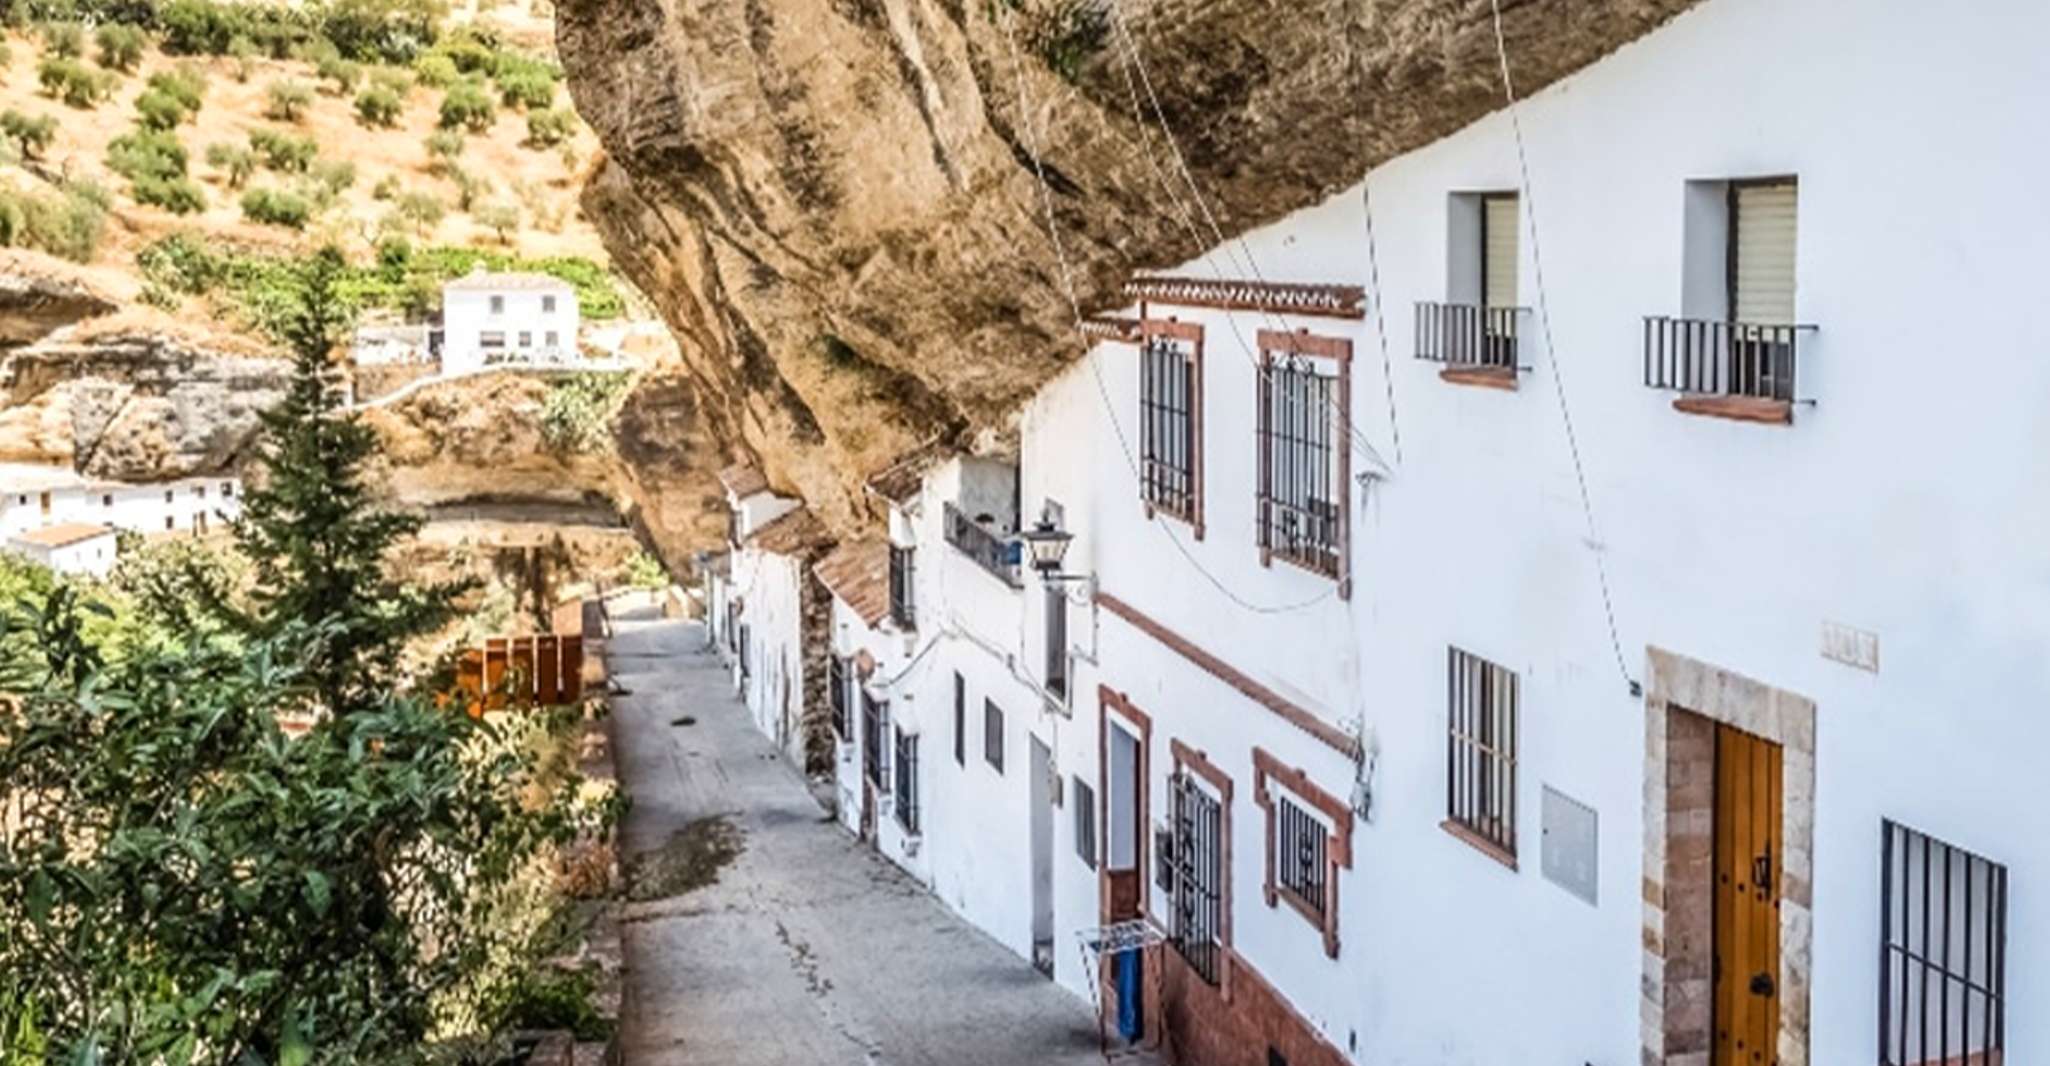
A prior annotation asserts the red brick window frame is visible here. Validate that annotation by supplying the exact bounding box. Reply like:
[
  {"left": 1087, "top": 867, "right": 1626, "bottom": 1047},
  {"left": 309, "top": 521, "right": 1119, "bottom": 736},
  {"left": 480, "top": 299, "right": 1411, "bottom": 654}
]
[
  {"left": 1138, "top": 315, "right": 1205, "bottom": 539},
  {"left": 1255, "top": 329, "right": 1351, "bottom": 599},
  {"left": 1253, "top": 747, "right": 1353, "bottom": 959},
  {"left": 1168, "top": 739, "right": 1234, "bottom": 994}
]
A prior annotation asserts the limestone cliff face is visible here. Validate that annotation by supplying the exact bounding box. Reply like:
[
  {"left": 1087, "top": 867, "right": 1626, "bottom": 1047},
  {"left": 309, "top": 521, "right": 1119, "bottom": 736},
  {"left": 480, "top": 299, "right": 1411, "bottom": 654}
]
[{"left": 558, "top": 0, "right": 1697, "bottom": 533}]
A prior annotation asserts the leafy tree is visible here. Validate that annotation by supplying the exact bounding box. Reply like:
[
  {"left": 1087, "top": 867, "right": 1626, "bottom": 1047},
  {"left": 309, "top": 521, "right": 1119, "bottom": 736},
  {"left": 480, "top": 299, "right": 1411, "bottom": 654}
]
[
  {"left": 448, "top": 164, "right": 488, "bottom": 211},
  {"left": 393, "top": 190, "right": 444, "bottom": 235},
  {"left": 132, "top": 172, "right": 207, "bottom": 213},
  {"left": 0, "top": 109, "right": 58, "bottom": 160},
  {"left": 250, "top": 126, "right": 318, "bottom": 171},
  {"left": 540, "top": 372, "right": 629, "bottom": 453},
  {"left": 227, "top": 32, "right": 258, "bottom": 79},
  {"left": 205, "top": 141, "right": 257, "bottom": 185},
  {"left": 411, "top": 50, "right": 456, "bottom": 87},
  {"left": 316, "top": 51, "right": 361, "bottom": 93},
  {"left": 37, "top": 56, "right": 112, "bottom": 107},
  {"left": 94, "top": 22, "right": 146, "bottom": 71},
  {"left": 38, "top": 19, "right": 83, "bottom": 58},
  {"left": 438, "top": 78, "right": 493, "bottom": 131},
  {"left": 525, "top": 106, "right": 573, "bottom": 148},
  {"left": 493, "top": 57, "right": 553, "bottom": 110},
  {"left": 424, "top": 126, "right": 464, "bottom": 173},
  {"left": 148, "top": 63, "right": 209, "bottom": 113},
  {"left": 475, "top": 201, "right": 518, "bottom": 243},
  {"left": 134, "top": 86, "right": 191, "bottom": 129},
  {"left": 370, "top": 65, "right": 413, "bottom": 95},
  {"left": 265, "top": 77, "right": 314, "bottom": 121},
  {"left": 354, "top": 83, "right": 402, "bottom": 127},
  {"left": 241, "top": 185, "right": 311, "bottom": 227},
  {"left": 0, "top": 180, "right": 108, "bottom": 261}
]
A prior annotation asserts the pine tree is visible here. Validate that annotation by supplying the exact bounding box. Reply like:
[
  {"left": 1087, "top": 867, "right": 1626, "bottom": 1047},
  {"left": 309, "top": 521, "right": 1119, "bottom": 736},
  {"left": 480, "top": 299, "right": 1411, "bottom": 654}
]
[{"left": 234, "top": 247, "right": 468, "bottom": 715}]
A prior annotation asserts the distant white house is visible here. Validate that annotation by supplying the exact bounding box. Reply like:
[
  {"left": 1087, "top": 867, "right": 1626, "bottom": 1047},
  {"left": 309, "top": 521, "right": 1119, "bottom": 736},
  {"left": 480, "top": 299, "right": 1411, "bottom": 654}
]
[
  {"left": 7, "top": 523, "right": 119, "bottom": 578},
  {"left": 439, "top": 271, "right": 581, "bottom": 375},
  {"left": 0, "top": 464, "right": 242, "bottom": 541}
]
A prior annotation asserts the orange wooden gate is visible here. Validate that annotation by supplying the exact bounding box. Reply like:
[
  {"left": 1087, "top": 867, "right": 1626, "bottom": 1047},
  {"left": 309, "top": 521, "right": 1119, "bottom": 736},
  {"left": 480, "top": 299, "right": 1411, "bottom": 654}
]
[
  {"left": 1714, "top": 722, "right": 1783, "bottom": 1066},
  {"left": 455, "top": 634, "right": 585, "bottom": 715}
]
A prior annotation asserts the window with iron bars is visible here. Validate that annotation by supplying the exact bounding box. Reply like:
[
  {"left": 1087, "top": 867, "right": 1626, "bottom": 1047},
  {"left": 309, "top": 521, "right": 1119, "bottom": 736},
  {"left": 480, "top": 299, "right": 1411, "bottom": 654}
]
[
  {"left": 888, "top": 545, "right": 917, "bottom": 629},
  {"left": 1139, "top": 324, "right": 1200, "bottom": 527},
  {"left": 1880, "top": 821, "right": 2007, "bottom": 1066},
  {"left": 861, "top": 693, "right": 887, "bottom": 791},
  {"left": 828, "top": 656, "right": 850, "bottom": 740},
  {"left": 1257, "top": 350, "right": 1343, "bottom": 580},
  {"left": 893, "top": 731, "right": 920, "bottom": 835},
  {"left": 1274, "top": 793, "right": 1328, "bottom": 918},
  {"left": 1167, "top": 771, "right": 1223, "bottom": 984},
  {"left": 1446, "top": 647, "right": 1517, "bottom": 859}
]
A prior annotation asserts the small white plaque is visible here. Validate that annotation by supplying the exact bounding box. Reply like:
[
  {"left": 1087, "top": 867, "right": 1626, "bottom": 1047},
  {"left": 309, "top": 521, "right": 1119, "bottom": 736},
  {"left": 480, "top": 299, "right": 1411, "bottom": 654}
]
[{"left": 1820, "top": 621, "right": 1880, "bottom": 673}]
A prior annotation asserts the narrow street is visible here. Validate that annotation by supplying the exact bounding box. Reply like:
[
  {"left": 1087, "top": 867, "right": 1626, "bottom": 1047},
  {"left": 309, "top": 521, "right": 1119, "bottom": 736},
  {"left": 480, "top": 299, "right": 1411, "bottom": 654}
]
[{"left": 603, "top": 605, "right": 1116, "bottom": 1065}]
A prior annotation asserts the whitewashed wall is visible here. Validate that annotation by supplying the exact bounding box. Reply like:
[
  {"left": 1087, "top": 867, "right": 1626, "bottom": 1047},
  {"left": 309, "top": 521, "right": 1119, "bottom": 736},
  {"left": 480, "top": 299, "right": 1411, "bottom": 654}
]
[
  {"left": 6, "top": 531, "right": 119, "bottom": 578},
  {"left": 0, "top": 475, "right": 244, "bottom": 540},
  {"left": 442, "top": 286, "right": 580, "bottom": 374}
]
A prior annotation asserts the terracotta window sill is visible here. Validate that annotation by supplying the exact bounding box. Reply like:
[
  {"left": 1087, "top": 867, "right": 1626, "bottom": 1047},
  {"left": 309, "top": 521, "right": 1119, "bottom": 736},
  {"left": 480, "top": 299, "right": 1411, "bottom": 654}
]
[
  {"left": 1671, "top": 394, "right": 1792, "bottom": 425},
  {"left": 1441, "top": 818, "right": 1519, "bottom": 871},
  {"left": 1439, "top": 366, "right": 1518, "bottom": 391}
]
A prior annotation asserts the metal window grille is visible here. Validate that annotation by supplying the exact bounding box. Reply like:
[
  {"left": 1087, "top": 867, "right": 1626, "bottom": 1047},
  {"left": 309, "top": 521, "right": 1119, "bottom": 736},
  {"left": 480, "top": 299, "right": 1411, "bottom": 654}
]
[
  {"left": 893, "top": 731, "right": 919, "bottom": 834},
  {"left": 952, "top": 672, "right": 966, "bottom": 766},
  {"left": 828, "top": 656, "right": 849, "bottom": 739},
  {"left": 862, "top": 693, "right": 887, "bottom": 790},
  {"left": 888, "top": 545, "right": 917, "bottom": 629},
  {"left": 1074, "top": 776, "right": 1098, "bottom": 869},
  {"left": 1275, "top": 793, "right": 1327, "bottom": 917},
  {"left": 1258, "top": 355, "right": 1341, "bottom": 578},
  {"left": 1140, "top": 334, "right": 1196, "bottom": 522},
  {"left": 1168, "top": 771, "right": 1223, "bottom": 984},
  {"left": 1880, "top": 821, "right": 2007, "bottom": 1066},
  {"left": 1643, "top": 317, "right": 1812, "bottom": 401},
  {"left": 1446, "top": 647, "right": 1517, "bottom": 856},
  {"left": 1414, "top": 302, "right": 1524, "bottom": 369},
  {"left": 983, "top": 699, "right": 1005, "bottom": 772}
]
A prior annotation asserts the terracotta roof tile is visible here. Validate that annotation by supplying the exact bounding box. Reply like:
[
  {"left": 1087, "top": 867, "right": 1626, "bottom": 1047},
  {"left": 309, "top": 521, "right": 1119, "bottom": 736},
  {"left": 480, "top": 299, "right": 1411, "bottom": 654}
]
[
  {"left": 864, "top": 441, "right": 946, "bottom": 505},
  {"left": 442, "top": 272, "right": 575, "bottom": 293},
  {"left": 718, "top": 462, "right": 770, "bottom": 499},
  {"left": 11, "top": 522, "right": 114, "bottom": 548},
  {"left": 745, "top": 506, "right": 832, "bottom": 555},
  {"left": 812, "top": 538, "right": 890, "bottom": 626},
  {"left": 1125, "top": 275, "right": 1366, "bottom": 319}
]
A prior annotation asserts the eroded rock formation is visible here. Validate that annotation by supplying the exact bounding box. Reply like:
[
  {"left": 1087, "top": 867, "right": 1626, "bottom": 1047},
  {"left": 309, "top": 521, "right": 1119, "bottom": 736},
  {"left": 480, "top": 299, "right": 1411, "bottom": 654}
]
[{"left": 558, "top": 0, "right": 1698, "bottom": 536}]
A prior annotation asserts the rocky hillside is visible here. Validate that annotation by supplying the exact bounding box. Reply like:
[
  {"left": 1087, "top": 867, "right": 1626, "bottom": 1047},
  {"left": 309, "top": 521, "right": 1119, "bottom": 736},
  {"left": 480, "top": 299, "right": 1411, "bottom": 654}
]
[{"left": 558, "top": 0, "right": 1697, "bottom": 536}]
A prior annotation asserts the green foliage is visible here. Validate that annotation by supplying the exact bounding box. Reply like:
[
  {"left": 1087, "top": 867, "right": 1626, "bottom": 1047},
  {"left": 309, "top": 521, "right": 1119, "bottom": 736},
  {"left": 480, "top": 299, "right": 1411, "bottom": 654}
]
[
  {"left": 134, "top": 86, "right": 190, "bottom": 128},
  {"left": 424, "top": 126, "right": 464, "bottom": 172},
  {"left": 448, "top": 164, "right": 488, "bottom": 211},
  {"left": 148, "top": 62, "right": 209, "bottom": 111},
  {"left": 492, "top": 53, "right": 554, "bottom": 110},
  {"left": 37, "top": 55, "right": 112, "bottom": 107},
  {"left": 394, "top": 189, "right": 444, "bottom": 233},
  {"left": 0, "top": 180, "right": 108, "bottom": 261},
  {"left": 38, "top": 19, "right": 83, "bottom": 58},
  {"left": 137, "top": 229, "right": 222, "bottom": 292},
  {"left": 622, "top": 549, "right": 668, "bottom": 591},
  {"left": 226, "top": 32, "right": 257, "bottom": 78},
  {"left": 353, "top": 83, "right": 402, "bottom": 126},
  {"left": 539, "top": 372, "right": 631, "bottom": 454},
  {"left": 475, "top": 201, "right": 518, "bottom": 243},
  {"left": 490, "top": 966, "right": 615, "bottom": 1041},
  {"left": 0, "top": 109, "right": 58, "bottom": 160},
  {"left": 411, "top": 49, "right": 457, "bottom": 88},
  {"left": 204, "top": 139, "right": 256, "bottom": 185},
  {"left": 438, "top": 77, "right": 494, "bottom": 131},
  {"left": 250, "top": 126, "right": 318, "bottom": 171},
  {"left": 108, "top": 126, "right": 204, "bottom": 212},
  {"left": 133, "top": 171, "right": 207, "bottom": 212},
  {"left": 241, "top": 185, "right": 312, "bottom": 227},
  {"left": 369, "top": 64, "right": 412, "bottom": 94},
  {"left": 524, "top": 106, "right": 573, "bottom": 148},
  {"left": 93, "top": 21, "right": 145, "bottom": 70},
  {"left": 265, "top": 77, "right": 314, "bottom": 121},
  {"left": 370, "top": 173, "right": 399, "bottom": 199},
  {"left": 307, "top": 158, "right": 356, "bottom": 207},
  {"left": 316, "top": 51, "right": 360, "bottom": 93}
]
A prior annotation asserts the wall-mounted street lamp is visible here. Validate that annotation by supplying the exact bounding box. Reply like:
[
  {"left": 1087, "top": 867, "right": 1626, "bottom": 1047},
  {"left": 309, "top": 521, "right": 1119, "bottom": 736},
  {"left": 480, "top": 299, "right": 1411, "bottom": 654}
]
[{"left": 1017, "top": 516, "right": 1083, "bottom": 584}]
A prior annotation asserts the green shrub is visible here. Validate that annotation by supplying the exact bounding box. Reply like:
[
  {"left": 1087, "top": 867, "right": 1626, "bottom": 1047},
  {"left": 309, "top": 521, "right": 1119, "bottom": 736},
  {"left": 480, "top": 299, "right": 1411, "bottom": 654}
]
[
  {"left": 475, "top": 201, "right": 517, "bottom": 243},
  {"left": 310, "top": 158, "right": 357, "bottom": 201},
  {"left": 0, "top": 180, "right": 109, "bottom": 261},
  {"left": 38, "top": 56, "right": 112, "bottom": 107},
  {"left": 137, "top": 232, "right": 225, "bottom": 293},
  {"left": 204, "top": 141, "right": 255, "bottom": 185},
  {"left": 148, "top": 64, "right": 209, "bottom": 112},
  {"left": 107, "top": 127, "right": 189, "bottom": 181},
  {"left": 0, "top": 109, "right": 58, "bottom": 160},
  {"left": 411, "top": 51, "right": 456, "bottom": 87},
  {"left": 438, "top": 78, "right": 494, "bottom": 131},
  {"left": 132, "top": 173, "right": 206, "bottom": 213},
  {"left": 540, "top": 374, "right": 631, "bottom": 454},
  {"left": 94, "top": 23, "right": 146, "bottom": 71},
  {"left": 40, "top": 20, "right": 84, "bottom": 58},
  {"left": 371, "top": 174, "right": 399, "bottom": 200},
  {"left": 493, "top": 56, "right": 553, "bottom": 110},
  {"left": 432, "top": 28, "right": 496, "bottom": 74},
  {"left": 135, "top": 87, "right": 190, "bottom": 129},
  {"left": 524, "top": 107, "right": 573, "bottom": 148},
  {"left": 264, "top": 78, "right": 313, "bottom": 121},
  {"left": 316, "top": 52, "right": 361, "bottom": 93},
  {"left": 249, "top": 127, "right": 318, "bottom": 171},
  {"left": 393, "top": 190, "right": 443, "bottom": 233},
  {"left": 448, "top": 165, "right": 488, "bottom": 210},
  {"left": 424, "top": 128, "right": 464, "bottom": 173},
  {"left": 370, "top": 65, "right": 413, "bottom": 95},
  {"left": 226, "top": 33, "right": 257, "bottom": 79},
  {"left": 241, "top": 186, "right": 310, "bottom": 227},
  {"left": 354, "top": 84, "right": 402, "bottom": 127}
]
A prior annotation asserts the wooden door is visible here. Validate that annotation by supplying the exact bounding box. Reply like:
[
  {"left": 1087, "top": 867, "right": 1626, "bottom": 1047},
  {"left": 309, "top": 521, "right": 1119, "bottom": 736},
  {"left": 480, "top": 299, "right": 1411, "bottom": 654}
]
[{"left": 1713, "top": 723, "right": 1783, "bottom": 1066}]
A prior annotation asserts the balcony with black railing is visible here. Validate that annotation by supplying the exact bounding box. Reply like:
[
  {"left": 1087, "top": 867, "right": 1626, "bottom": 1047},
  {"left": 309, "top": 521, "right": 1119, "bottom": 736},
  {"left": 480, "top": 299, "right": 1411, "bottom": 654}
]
[
  {"left": 943, "top": 501, "right": 1023, "bottom": 588},
  {"left": 1642, "top": 316, "right": 1817, "bottom": 424},
  {"left": 1415, "top": 302, "right": 1530, "bottom": 389}
]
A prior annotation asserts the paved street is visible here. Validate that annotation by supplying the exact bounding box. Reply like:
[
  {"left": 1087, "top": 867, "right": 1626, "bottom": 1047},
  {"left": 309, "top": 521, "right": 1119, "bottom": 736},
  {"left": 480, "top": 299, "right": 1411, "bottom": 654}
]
[{"left": 604, "top": 606, "right": 1115, "bottom": 1065}]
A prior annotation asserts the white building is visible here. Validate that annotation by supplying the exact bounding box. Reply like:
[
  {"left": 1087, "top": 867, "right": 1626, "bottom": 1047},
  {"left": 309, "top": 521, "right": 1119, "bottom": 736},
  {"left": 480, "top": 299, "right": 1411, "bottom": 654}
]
[
  {"left": 6, "top": 522, "right": 119, "bottom": 578},
  {"left": 729, "top": 2, "right": 2049, "bottom": 1064},
  {"left": 439, "top": 272, "right": 581, "bottom": 375},
  {"left": 0, "top": 464, "right": 242, "bottom": 541}
]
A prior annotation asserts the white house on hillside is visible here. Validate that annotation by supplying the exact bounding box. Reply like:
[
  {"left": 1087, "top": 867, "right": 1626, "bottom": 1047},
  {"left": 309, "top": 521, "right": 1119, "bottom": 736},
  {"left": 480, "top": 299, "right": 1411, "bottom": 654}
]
[
  {"left": 715, "top": 2, "right": 2050, "bottom": 1065},
  {"left": 6, "top": 523, "right": 119, "bottom": 578},
  {"left": 1, "top": 464, "right": 242, "bottom": 541},
  {"left": 440, "top": 271, "right": 581, "bottom": 375}
]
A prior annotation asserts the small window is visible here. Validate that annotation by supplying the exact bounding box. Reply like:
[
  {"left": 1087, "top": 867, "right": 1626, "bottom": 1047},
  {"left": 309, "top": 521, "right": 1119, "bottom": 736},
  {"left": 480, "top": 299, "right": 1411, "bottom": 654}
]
[
  {"left": 1044, "top": 585, "right": 1068, "bottom": 701},
  {"left": 1073, "top": 776, "right": 1098, "bottom": 870},
  {"left": 195, "top": 485, "right": 206, "bottom": 500},
  {"left": 1167, "top": 771, "right": 1224, "bottom": 984},
  {"left": 222, "top": 483, "right": 234, "bottom": 498},
  {"left": 952, "top": 672, "right": 966, "bottom": 766},
  {"left": 545, "top": 330, "right": 559, "bottom": 348},
  {"left": 983, "top": 700, "right": 1004, "bottom": 773},
  {"left": 1138, "top": 320, "right": 1202, "bottom": 530},
  {"left": 894, "top": 730, "right": 919, "bottom": 834},
  {"left": 1446, "top": 647, "right": 1518, "bottom": 861},
  {"left": 828, "top": 656, "right": 849, "bottom": 739},
  {"left": 489, "top": 295, "right": 505, "bottom": 314},
  {"left": 479, "top": 331, "right": 507, "bottom": 349},
  {"left": 518, "top": 331, "right": 533, "bottom": 348},
  {"left": 888, "top": 545, "right": 916, "bottom": 629},
  {"left": 102, "top": 494, "right": 112, "bottom": 507},
  {"left": 164, "top": 490, "right": 174, "bottom": 504},
  {"left": 1274, "top": 793, "right": 1328, "bottom": 917},
  {"left": 542, "top": 294, "right": 557, "bottom": 313},
  {"left": 862, "top": 694, "right": 888, "bottom": 790},
  {"left": 1256, "top": 335, "right": 1348, "bottom": 583},
  {"left": 1880, "top": 821, "right": 2007, "bottom": 1066},
  {"left": 164, "top": 515, "right": 174, "bottom": 530}
]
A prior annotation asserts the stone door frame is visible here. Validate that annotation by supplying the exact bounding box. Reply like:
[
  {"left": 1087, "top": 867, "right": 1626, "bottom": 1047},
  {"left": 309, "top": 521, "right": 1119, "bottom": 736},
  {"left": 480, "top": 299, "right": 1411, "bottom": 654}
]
[{"left": 1641, "top": 646, "right": 1816, "bottom": 1066}]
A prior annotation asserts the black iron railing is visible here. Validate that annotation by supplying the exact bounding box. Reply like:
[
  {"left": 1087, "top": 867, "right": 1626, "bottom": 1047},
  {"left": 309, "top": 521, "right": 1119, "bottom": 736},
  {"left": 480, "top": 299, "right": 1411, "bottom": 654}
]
[
  {"left": 1643, "top": 316, "right": 1816, "bottom": 402},
  {"left": 1447, "top": 647, "right": 1517, "bottom": 858},
  {"left": 1881, "top": 821, "right": 2007, "bottom": 1066},
  {"left": 1276, "top": 794, "right": 1328, "bottom": 917},
  {"left": 893, "top": 731, "right": 920, "bottom": 834},
  {"left": 942, "top": 502, "right": 1022, "bottom": 588},
  {"left": 1415, "top": 302, "right": 1526, "bottom": 370},
  {"left": 1168, "top": 772, "right": 1223, "bottom": 984},
  {"left": 1258, "top": 355, "right": 1343, "bottom": 579},
  {"left": 862, "top": 693, "right": 886, "bottom": 790},
  {"left": 1140, "top": 334, "right": 1197, "bottom": 523}
]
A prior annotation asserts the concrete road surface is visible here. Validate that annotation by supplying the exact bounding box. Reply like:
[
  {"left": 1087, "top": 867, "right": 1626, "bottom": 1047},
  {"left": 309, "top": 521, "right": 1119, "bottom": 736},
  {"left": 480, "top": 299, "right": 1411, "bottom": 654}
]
[{"left": 605, "top": 608, "right": 1126, "bottom": 1065}]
